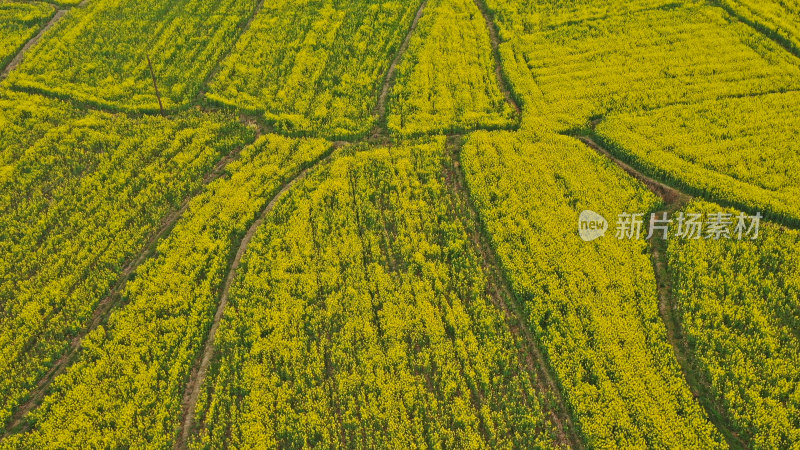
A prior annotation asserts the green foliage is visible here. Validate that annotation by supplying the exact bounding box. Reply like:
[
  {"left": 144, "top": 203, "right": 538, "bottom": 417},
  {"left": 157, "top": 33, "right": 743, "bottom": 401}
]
[
  {"left": 387, "top": 0, "right": 517, "bottom": 136},
  {"left": 596, "top": 91, "right": 800, "bottom": 225},
  {"left": 461, "top": 128, "right": 724, "bottom": 448},
  {"left": 191, "top": 140, "right": 556, "bottom": 448},
  {"left": 5, "top": 0, "right": 257, "bottom": 112},
  {"left": 206, "top": 0, "right": 422, "bottom": 139},
  {"left": 0, "top": 1, "right": 54, "bottom": 70},
  {"left": 667, "top": 200, "right": 800, "bottom": 448},
  {"left": 0, "top": 90, "right": 252, "bottom": 429},
  {"left": 12, "top": 135, "right": 331, "bottom": 447}
]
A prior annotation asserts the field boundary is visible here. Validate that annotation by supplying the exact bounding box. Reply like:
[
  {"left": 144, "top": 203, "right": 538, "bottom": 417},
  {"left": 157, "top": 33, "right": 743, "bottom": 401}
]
[
  {"left": 444, "top": 135, "right": 585, "bottom": 449},
  {"left": 575, "top": 135, "right": 749, "bottom": 450},
  {"left": 564, "top": 123, "right": 800, "bottom": 230},
  {"left": 0, "top": 131, "right": 260, "bottom": 438},
  {"left": 174, "top": 146, "right": 339, "bottom": 449}
]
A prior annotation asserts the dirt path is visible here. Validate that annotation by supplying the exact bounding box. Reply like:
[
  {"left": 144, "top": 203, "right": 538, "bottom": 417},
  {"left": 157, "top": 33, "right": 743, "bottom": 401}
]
[
  {"left": 472, "top": 0, "right": 521, "bottom": 115},
  {"left": 0, "top": 0, "right": 90, "bottom": 81},
  {"left": 0, "top": 138, "right": 254, "bottom": 438},
  {"left": 444, "top": 135, "right": 584, "bottom": 449},
  {"left": 576, "top": 135, "right": 748, "bottom": 450},
  {"left": 372, "top": 0, "right": 429, "bottom": 132},
  {"left": 174, "top": 151, "right": 335, "bottom": 449}
]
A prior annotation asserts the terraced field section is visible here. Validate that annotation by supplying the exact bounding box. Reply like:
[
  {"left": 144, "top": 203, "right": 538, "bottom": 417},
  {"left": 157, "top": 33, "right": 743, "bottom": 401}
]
[
  {"left": 205, "top": 0, "right": 423, "bottom": 138},
  {"left": 3, "top": 135, "right": 332, "bottom": 447},
  {"left": 0, "top": 89, "right": 252, "bottom": 430},
  {"left": 387, "top": 0, "right": 517, "bottom": 136},
  {"left": 461, "top": 128, "right": 725, "bottom": 448},
  {"left": 0, "top": 2, "right": 54, "bottom": 71},
  {"left": 5, "top": 0, "right": 257, "bottom": 112},
  {"left": 667, "top": 200, "right": 800, "bottom": 448},
  {"left": 189, "top": 141, "right": 560, "bottom": 448}
]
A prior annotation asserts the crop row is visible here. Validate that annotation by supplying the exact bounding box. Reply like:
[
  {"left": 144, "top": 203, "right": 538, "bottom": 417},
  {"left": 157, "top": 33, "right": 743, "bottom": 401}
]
[
  {"left": 6, "top": 0, "right": 257, "bottom": 112},
  {"left": 718, "top": 0, "right": 800, "bottom": 55},
  {"left": 596, "top": 91, "right": 800, "bottom": 226},
  {"left": 206, "top": 0, "right": 422, "bottom": 139}
]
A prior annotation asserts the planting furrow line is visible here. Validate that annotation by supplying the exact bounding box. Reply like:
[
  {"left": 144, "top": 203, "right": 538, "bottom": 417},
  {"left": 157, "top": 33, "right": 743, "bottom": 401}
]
[{"left": 194, "top": 0, "right": 265, "bottom": 105}]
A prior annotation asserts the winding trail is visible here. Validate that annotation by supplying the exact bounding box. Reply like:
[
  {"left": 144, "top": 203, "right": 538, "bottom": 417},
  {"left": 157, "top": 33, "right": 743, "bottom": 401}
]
[
  {"left": 472, "top": 0, "right": 521, "bottom": 115},
  {"left": 444, "top": 136, "right": 584, "bottom": 449},
  {"left": 0, "top": 0, "right": 89, "bottom": 81},
  {"left": 373, "top": 0, "right": 429, "bottom": 128},
  {"left": 174, "top": 149, "right": 337, "bottom": 449},
  {"left": 576, "top": 135, "right": 748, "bottom": 450},
  {"left": 0, "top": 133, "right": 259, "bottom": 438}
]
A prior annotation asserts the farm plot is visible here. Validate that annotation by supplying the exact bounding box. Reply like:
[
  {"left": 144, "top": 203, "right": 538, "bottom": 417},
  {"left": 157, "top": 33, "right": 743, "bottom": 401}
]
[
  {"left": 0, "top": 89, "right": 252, "bottom": 430},
  {"left": 5, "top": 0, "right": 256, "bottom": 112},
  {"left": 667, "top": 200, "right": 800, "bottom": 448},
  {"left": 0, "top": 2, "right": 54, "bottom": 71},
  {"left": 387, "top": 0, "right": 517, "bottom": 136},
  {"left": 483, "top": 1, "right": 800, "bottom": 129},
  {"left": 190, "top": 140, "right": 557, "bottom": 448},
  {"left": 4, "top": 135, "right": 331, "bottom": 447},
  {"left": 206, "top": 0, "right": 422, "bottom": 139},
  {"left": 596, "top": 91, "right": 800, "bottom": 225},
  {"left": 461, "top": 128, "right": 725, "bottom": 448}
]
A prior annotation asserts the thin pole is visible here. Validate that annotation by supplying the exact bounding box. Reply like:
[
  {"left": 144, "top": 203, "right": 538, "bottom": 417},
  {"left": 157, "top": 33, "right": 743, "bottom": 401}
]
[{"left": 147, "top": 55, "right": 165, "bottom": 116}]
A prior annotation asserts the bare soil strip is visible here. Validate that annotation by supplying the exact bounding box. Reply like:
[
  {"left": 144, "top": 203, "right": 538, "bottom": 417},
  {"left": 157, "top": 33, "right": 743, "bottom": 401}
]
[
  {"left": 472, "top": 0, "right": 521, "bottom": 115},
  {"left": 0, "top": 0, "right": 89, "bottom": 81},
  {"left": 444, "top": 135, "right": 584, "bottom": 449},
  {"left": 175, "top": 149, "right": 337, "bottom": 449},
  {"left": 0, "top": 138, "right": 255, "bottom": 438},
  {"left": 576, "top": 135, "right": 748, "bottom": 450}
]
